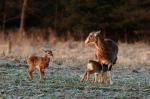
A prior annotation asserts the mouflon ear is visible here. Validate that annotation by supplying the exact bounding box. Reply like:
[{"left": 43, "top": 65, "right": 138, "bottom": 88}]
[
  {"left": 94, "top": 30, "right": 101, "bottom": 37},
  {"left": 40, "top": 48, "right": 50, "bottom": 53},
  {"left": 50, "top": 49, "right": 56, "bottom": 51},
  {"left": 95, "top": 30, "right": 101, "bottom": 34},
  {"left": 40, "top": 48, "right": 46, "bottom": 52}
]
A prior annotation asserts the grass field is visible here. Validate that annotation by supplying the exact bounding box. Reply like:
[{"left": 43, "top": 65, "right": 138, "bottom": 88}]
[{"left": 0, "top": 42, "right": 150, "bottom": 99}]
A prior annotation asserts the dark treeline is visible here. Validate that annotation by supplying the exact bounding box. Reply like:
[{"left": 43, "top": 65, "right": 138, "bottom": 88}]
[{"left": 0, "top": 0, "right": 150, "bottom": 43}]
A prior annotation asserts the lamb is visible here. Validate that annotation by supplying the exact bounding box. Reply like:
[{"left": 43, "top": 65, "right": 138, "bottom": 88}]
[
  {"left": 81, "top": 60, "right": 109, "bottom": 84},
  {"left": 85, "top": 30, "right": 118, "bottom": 84},
  {"left": 27, "top": 48, "right": 53, "bottom": 80}
]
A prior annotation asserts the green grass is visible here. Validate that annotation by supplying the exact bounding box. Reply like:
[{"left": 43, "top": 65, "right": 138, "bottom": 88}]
[{"left": 0, "top": 62, "right": 150, "bottom": 99}]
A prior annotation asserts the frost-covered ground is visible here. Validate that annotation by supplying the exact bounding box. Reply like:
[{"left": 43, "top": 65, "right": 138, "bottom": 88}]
[{"left": 0, "top": 42, "right": 150, "bottom": 98}]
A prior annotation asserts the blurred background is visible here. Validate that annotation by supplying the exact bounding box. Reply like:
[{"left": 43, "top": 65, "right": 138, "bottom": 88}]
[{"left": 0, "top": 0, "right": 149, "bottom": 43}]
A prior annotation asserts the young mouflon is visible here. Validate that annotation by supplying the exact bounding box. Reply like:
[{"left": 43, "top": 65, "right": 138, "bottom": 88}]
[
  {"left": 81, "top": 60, "right": 109, "bottom": 84},
  {"left": 27, "top": 48, "right": 53, "bottom": 80}
]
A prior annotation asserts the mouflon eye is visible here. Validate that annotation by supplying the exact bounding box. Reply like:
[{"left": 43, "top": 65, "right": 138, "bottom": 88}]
[
  {"left": 48, "top": 51, "right": 53, "bottom": 57},
  {"left": 89, "top": 36, "right": 92, "bottom": 39}
]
